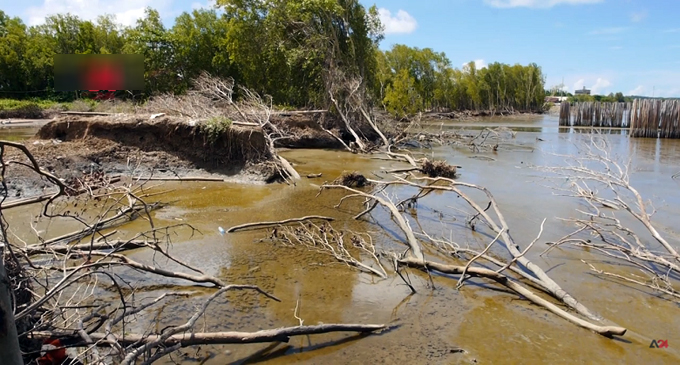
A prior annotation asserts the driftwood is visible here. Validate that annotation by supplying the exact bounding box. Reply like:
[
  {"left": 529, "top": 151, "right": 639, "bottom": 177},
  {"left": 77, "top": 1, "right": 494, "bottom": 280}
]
[
  {"left": 227, "top": 215, "right": 335, "bottom": 233},
  {"left": 538, "top": 135, "right": 680, "bottom": 301},
  {"left": 399, "top": 258, "right": 626, "bottom": 336},
  {"left": 0, "top": 130, "right": 384, "bottom": 364},
  {"left": 306, "top": 173, "right": 323, "bottom": 178},
  {"left": 30, "top": 323, "right": 386, "bottom": 347},
  {"left": 133, "top": 176, "right": 226, "bottom": 182},
  {"left": 60, "top": 111, "right": 115, "bottom": 116},
  {"left": 370, "top": 175, "right": 602, "bottom": 320},
  {"left": 2, "top": 175, "right": 122, "bottom": 210},
  {"left": 22, "top": 240, "right": 147, "bottom": 256},
  {"left": 272, "top": 110, "right": 328, "bottom": 115},
  {"left": 1, "top": 193, "right": 53, "bottom": 209},
  {"left": 314, "top": 173, "right": 630, "bottom": 338}
]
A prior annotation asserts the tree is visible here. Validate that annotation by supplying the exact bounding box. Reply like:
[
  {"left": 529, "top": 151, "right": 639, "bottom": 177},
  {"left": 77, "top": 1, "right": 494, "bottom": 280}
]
[
  {"left": 123, "top": 8, "right": 176, "bottom": 94},
  {"left": 170, "top": 9, "right": 232, "bottom": 93},
  {"left": 0, "top": 12, "right": 29, "bottom": 96},
  {"left": 383, "top": 69, "right": 422, "bottom": 118}
]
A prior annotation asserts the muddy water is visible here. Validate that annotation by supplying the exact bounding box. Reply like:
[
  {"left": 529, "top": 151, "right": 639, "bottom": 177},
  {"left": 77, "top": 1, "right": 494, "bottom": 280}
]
[{"left": 5, "top": 116, "right": 680, "bottom": 364}]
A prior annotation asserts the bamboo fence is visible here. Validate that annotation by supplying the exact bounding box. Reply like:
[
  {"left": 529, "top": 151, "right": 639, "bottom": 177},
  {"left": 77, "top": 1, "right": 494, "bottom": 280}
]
[
  {"left": 629, "top": 99, "right": 680, "bottom": 138},
  {"left": 558, "top": 102, "right": 631, "bottom": 128}
]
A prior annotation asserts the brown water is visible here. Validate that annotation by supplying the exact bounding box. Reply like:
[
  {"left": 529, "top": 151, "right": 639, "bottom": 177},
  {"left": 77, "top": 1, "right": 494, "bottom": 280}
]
[{"left": 5, "top": 115, "right": 680, "bottom": 364}]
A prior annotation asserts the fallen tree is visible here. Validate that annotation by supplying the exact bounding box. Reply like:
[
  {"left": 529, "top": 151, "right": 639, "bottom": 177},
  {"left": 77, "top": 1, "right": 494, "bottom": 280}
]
[
  {"left": 0, "top": 141, "right": 385, "bottom": 364},
  {"left": 144, "top": 72, "right": 301, "bottom": 183},
  {"left": 235, "top": 170, "right": 631, "bottom": 338},
  {"left": 537, "top": 135, "right": 680, "bottom": 302}
]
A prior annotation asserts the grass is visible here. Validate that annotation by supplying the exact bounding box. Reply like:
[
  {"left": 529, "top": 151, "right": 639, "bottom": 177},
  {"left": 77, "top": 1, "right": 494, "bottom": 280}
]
[
  {"left": 0, "top": 98, "right": 138, "bottom": 118},
  {"left": 0, "top": 99, "right": 61, "bottom": 110}
]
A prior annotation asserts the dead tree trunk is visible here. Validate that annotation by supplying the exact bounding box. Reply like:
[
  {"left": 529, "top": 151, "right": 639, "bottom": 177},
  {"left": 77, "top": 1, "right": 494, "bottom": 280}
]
[{"left": 0, "top": 257, "right": 23, "bottom": 365}]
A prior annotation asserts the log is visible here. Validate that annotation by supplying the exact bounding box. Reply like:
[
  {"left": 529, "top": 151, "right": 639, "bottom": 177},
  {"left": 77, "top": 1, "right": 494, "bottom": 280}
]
[
  {"left": 60, "top": 111, "right": 115, "bottom": 116},
  {"left": 28, "top": 323, "right": 386, "bottom": 348},
  {"left": 23, "top": 240, "right": 147, "bottom": 256},
  {"left": 38, "top": 203, "right": 161, "bottom": 247},
  {"left": 1, "top": 194, "right": 52, "bottom": 209},
  {"left": 2, "top": 176, "right": 121, "bottom": 210},
  {"left": 272, "top": 110, "right": 328, "bottom": 115},
  {"left": 377, "top": 176, "right": 602, "bottom": 320},
  {"left": 227, "top": 216, "right": 335, "bottom": 233},
  {"left": 134, "top": 176, "right": 226, "bottom": 182},
  {"left": 400, "top": 258, "right": 626, "bottom": 337}
]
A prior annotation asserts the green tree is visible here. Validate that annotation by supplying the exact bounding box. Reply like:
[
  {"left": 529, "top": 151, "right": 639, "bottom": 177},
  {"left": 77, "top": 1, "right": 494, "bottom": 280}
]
[
  {"left": 0, "top": 12, "right": 29, "bottom": 96},
  {"left": 384, "top": 69, "right": 422, "bottom": 118},
  {"left": 123, "top": 8, "right": 176, "bottom": 94},
  {"left": 170, "top": 9, "right": 232, "bottom": 92}
]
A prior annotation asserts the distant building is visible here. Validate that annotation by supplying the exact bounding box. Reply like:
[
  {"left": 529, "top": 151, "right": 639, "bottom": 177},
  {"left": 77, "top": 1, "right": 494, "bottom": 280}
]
[{"left": 575, "top": 86, "right": 591, "bottom": 95}]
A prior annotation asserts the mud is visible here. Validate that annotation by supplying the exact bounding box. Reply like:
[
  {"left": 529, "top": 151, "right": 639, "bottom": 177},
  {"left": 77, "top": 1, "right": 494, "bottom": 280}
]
[
  {"left": 3, "top": 114, "right": 275, "bottom": 199},
  {"left": 3, "top": 115, "right": 680, "bottom": 364}
]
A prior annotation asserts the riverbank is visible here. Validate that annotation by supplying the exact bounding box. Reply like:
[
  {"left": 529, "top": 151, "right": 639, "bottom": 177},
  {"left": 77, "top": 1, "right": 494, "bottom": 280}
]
[{"left": 3, "top": 114, "right": 279, "bottom": 200}]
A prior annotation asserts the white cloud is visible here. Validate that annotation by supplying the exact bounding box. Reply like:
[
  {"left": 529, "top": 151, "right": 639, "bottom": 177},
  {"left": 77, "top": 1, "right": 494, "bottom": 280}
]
[
  {"left": 588, "top": 27, "right": 627, "bottom": 35},
  {"left": 378, "top": 8, "right": 417, "bottom": 34},
  {"left": 191, "top": 0, "right": 216, "bottom": 11},
  {"left": 628, "top": 85, "right": 645, "bottom": 96},
  {"left": 483, "top": 0, "right": 603, "bottom": 9},
  {"left": 571, "top": 78, "right": 610, "bottom": 94},
  {"left": 573, "top": 79, "right": 585, "bottom": 91},
  {"left": 26, "top": 0, "right": 172, "bottom": 27},
  {"left": 462, "top": 59, "right": 487, "bottom": 70},
  {"left": 591, "top": 78, "right": 611, "bottom": 94},
  {"left": 630, "top": 10, "right": 648, "bottom": 23}
]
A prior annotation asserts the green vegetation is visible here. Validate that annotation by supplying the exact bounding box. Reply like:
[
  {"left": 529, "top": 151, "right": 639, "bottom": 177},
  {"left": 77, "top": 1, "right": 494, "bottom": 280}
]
[
  {"left": 378, "top": 45, "right": 546, "bottom": 115},
  {"left": 0, "top": 99, "right": 60, "bottom": 110},
  {"left": 201, "top": 116, "right": 232, "bottom": 145},
  {"left": 1, "top": 2, "right": 546, "bottom": 117}
]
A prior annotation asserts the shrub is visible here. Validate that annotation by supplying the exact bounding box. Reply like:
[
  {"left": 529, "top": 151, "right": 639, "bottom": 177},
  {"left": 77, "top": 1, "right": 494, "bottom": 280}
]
[
  {"left": 67, "top": 99, "right": 97, "bottom": 112},
  {"left": 201, "top": 116, "right": 232, "bottom": 145}
]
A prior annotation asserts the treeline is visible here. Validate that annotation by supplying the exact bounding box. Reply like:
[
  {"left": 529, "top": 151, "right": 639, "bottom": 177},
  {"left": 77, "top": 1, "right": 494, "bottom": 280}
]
[
  {"left": 376, "top": 45, "right": 545, "bottom": 117},
  {"left": 0, "top": 2, "right": 546, "bottom": 116}
]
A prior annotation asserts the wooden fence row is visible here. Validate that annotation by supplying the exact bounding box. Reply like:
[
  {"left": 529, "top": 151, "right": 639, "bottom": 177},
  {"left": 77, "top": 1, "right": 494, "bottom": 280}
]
[
  {"left": 630, "top": 99, "right": 680, "bottom": 138},
  {"left": 558, "top": 102, "right": 631, "bottom": 127},
  {"left": 558, "top": 99, "right": 680, "bottom": 138}
]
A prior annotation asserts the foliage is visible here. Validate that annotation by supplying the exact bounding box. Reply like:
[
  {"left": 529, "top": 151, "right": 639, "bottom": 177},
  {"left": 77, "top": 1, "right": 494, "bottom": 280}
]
[
  {"left": 0, "top": 98, "right": 59, "bottom": 110},
  {"left": 377, "top": 45, "right": 547, "bottom": 117},
  {"left": 201, "top": 115, "right": 232, "bottom": 145},
  {"left": 2, "top": 5, "right": 557, "bottom": 116}
]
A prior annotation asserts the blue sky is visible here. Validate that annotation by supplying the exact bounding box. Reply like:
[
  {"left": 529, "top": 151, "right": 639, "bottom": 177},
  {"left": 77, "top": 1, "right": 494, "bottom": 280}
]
[{"left": 3, "top": 0, "right": 680, "bottom": 96}]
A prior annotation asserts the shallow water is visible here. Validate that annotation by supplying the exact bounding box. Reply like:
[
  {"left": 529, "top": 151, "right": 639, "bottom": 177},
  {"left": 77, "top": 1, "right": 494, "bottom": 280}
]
[{"left": 5, "top": 116, "right": 680, "bottom": 364}]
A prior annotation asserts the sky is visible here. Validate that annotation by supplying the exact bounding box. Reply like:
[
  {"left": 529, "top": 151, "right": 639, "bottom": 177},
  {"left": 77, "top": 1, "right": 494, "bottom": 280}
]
[{"left": 3, "top": 0, "right": 680, "bottom": 97}]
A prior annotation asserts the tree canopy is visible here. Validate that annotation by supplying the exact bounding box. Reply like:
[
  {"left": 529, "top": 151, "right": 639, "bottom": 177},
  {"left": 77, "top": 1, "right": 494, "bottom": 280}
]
[{"left": 1, "top": 5, "right": 547, "bottom": 114}]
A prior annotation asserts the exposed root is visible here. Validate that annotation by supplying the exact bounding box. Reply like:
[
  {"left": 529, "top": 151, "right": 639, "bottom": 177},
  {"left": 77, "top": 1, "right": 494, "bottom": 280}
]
[
  {"left": 420, "top": 158, "right": 457, "bottom": 178},
  {"left": 334, "top": 172, "right": 370, "bottom": 188}
]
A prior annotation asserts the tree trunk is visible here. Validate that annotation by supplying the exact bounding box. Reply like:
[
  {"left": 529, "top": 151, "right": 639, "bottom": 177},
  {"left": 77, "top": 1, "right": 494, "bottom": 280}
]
[{"left": 0, "top": 254, "right": 23, "bottom": 365}]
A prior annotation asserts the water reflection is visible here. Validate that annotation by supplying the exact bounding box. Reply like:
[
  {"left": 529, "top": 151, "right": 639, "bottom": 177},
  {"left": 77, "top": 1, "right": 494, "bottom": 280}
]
[{"left": 0, "top": 127, "right": 39, "bottom": 141}]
